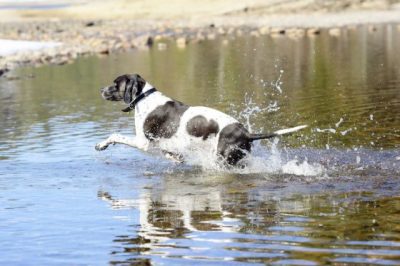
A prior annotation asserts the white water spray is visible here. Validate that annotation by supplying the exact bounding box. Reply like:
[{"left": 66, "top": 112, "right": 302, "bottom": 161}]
[{"left": 181, "top": 72, "right": 324, "bottom": 176}]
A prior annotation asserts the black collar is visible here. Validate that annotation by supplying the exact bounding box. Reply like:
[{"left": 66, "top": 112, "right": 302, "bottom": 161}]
[{"left": 121, "top": 88, "right": 157, "bottom": 112}]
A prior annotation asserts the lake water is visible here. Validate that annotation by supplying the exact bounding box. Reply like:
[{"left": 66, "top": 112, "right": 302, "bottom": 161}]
[{"left": 1, "top": 25, "right": 400, "bottom": 265}]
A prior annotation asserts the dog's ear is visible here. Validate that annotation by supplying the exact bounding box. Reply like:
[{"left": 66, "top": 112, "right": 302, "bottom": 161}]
[
  {"left": 131, "top": 74, "right": 146, "bottom": 96},
  {"left": 113, "top": 74, "right": 128, "bottom": 101},
  {"left": 113, "top": 74, "right": 146, "bottom": 104},
  {"left": 123, "top": 78, "right": 135, "bottom": 104}
]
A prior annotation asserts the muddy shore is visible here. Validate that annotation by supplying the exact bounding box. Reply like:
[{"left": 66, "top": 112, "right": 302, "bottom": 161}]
[{"left": 1, "top": 0, "right": 400, "bottom": 74}]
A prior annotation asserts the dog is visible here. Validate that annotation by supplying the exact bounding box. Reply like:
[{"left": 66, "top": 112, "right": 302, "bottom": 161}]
[{"left": 95, "top": 74, "right": 307, "bottom": 167}]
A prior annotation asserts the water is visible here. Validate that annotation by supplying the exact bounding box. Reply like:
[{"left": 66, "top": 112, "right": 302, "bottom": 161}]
[
  {"left": 1, "top": 25, "right": 400, "bottom": 264},
  {"left": 0, "top": 0, "right": 71, "bottom": 10}
]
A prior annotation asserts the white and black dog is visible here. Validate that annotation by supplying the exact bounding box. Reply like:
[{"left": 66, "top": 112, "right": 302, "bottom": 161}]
[{"left": 95, "top": 74, "right": 307, "bottom": 167}]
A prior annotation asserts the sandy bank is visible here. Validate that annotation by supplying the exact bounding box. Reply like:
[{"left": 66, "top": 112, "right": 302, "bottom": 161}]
[
  {"left": 1, "top": 0, "right": 400, "bottom": 21},
  {"left": 0, "top": 39, "right": 61, "bottom": 56}
]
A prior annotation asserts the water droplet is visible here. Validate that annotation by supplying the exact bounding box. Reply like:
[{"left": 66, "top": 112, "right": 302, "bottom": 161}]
[{"left": 335, "top": 118, "right": 344, "bottom": 128}]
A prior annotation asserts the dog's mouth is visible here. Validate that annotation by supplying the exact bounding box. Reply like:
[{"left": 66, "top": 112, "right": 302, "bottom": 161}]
[
  {"left": 101, "top": 93, "right": 118, "bottom": 101},
  {"left": 101, "top": 86, "right": 122, "bottom": 101}
]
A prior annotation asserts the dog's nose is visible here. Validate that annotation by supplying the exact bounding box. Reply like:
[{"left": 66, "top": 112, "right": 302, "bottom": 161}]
[{"left": 100, "top": 87, "right": 105, "bottom": 93}]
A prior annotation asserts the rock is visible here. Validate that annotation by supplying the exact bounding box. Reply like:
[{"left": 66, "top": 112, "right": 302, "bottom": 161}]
[
  {"left": 250, "top": 30, "right": 260, "bottom": 37},
  {"left": 286, "top": 28, "right": 304, "bottom": 39},
  {"left": 269, "top": 28, "right": 285, "bottom": 38},
  {"left": 193, "top": 32, "right": 206, "bottom": 43},
  {"left": 195, "top": 32, "right": 205, "bottom": 42},
  {"left": 122, "top": 41, "right": 132, "bottom": 50},
  {"left": 307, "top": 28, "right": 321, "bottom": 36},
  {"left": 85, "top": 21, "right": 95, "bottom": 27},
  {"left": 368, "top": 25, "right": 377, "bottom": 32},
  {"left": 157, "top": 43, "right": 167, "bottom": 50},
  {"left": 30, "top": 52, "right": 42, "bottom": 63},
  {"left": 146, "top": 36, "right": 154, "bottom": 47},
  {"left": 207, "top": 33, "right": 216, "bottom": 40},
  {"left": 154, "top": 35, "right": 163, "bottom": 41},
  {"left": 40, "top": 55, "right": 52, "bottom": 63},
  {"left": 176, "top": 37, "right": 187, "bottom": 48},
  {"left": 99, "top": 47, "right": 110, "bottom": 54},
  {"left": 0, "top": 68, "right": 9, "bottom": 77},
  {"left": 108, "top": 39, "right": 117, "bottom": 48},
  {"left": 270, "top": 28, "right": 286, "bottom": 36},
  {"left": 347, "top": 25, "right": 358, "bottom": 31},
  {"left": 114, "top": 42, "right": 123, "bottom": 50},
  {"left": 329, "top": 28, "right": 341, "bottom": 37},
  {"left": 259, "top": 26, "right": 270, "bottom": 35},
  {"left": 54, "top": 56, "right": 70, "bottom": 65}
]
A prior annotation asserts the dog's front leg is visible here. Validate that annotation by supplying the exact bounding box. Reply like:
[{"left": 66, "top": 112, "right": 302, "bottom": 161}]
[{"left": 95, "top": 133, "right": 148, "bottom": 151}]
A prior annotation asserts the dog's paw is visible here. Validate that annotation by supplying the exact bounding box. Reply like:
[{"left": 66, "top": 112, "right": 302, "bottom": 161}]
[
  {"left": 163, "top": 151, "right": 184, "bottom": 163},
  {"left": 95, "top": 142, "right": 109, "bottom": 151}
]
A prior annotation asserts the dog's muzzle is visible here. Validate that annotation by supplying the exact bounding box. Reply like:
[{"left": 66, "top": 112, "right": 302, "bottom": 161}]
[{"left": 101, "top": 86, "right": 120, "bottom": 101}]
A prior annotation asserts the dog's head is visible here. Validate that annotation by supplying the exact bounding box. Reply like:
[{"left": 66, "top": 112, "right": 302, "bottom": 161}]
[{"left": 100, "top": 74, "right": 146, "bottom": 104}]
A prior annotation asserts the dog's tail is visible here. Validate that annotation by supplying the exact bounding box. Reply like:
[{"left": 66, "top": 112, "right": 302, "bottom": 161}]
[{"left": 248, "top": 125, "right": 308, "bottom": 141}]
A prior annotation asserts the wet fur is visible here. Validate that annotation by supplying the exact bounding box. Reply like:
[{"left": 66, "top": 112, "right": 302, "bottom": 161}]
[{"left": 96, "top": 74, "right": 305, "bottom": 167}]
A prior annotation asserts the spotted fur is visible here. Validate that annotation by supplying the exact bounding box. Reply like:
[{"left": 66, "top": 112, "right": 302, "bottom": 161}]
[{"left": 96, "top": 74, "right": 307, "bottom": 166}]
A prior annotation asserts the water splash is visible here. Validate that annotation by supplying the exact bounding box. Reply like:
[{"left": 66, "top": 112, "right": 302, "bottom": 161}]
[
  {"left": 182, "top": 72, "right": 324, "bottom": 176},
  {"left": 271, "top": 69, "right": 284, "bottom": 94},
  {"left": 315, "top": 128, "right": 336, "bottom": 134},
  {"left": 238, "top": 92, "right": 280, "bottom": 132},
  {"left": 176, "top": 136, "right": 325, "bottom": 176},
  {"left": 335, "top": 118, "right": 344, "bottom": 128}
]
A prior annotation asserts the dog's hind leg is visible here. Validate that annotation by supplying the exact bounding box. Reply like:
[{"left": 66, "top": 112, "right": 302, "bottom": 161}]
[{"left": 95, "top": 133, "right": 149, "bottom": 151}]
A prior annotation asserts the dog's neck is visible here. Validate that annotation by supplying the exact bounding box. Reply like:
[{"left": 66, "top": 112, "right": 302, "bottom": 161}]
[
  {"left": 122, "top": 82, "right": 157, "bottom": 112},
  {"left": 134, "top": 82, "right": 171, "bottom": 129},
  {"left": 141, "top": 82, "right": 154, "bottom": 93},
  {"left": 136, "top": 82, "right": 170, "bottom": 109},
  {"left": 134, "top": 82, "right": 158, "bottom": 107}
]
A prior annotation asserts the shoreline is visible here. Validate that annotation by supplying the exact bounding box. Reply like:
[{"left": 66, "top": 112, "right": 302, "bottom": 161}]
[{"left": 1, "top": 9, "right": 400, "bottom": 74}]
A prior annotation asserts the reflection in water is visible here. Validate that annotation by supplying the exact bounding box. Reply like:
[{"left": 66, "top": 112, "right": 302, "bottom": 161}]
[
  {"left": 100, "top": 171, "right": 400, "bottom": 264},
  {"left": 0, "top": 25, "right": 400, "bottom": 265}
]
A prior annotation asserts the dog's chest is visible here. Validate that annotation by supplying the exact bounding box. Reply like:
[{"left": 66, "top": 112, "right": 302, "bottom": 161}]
[{"left": 134, "top": 92, "right": 171, "bottom": 137}]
